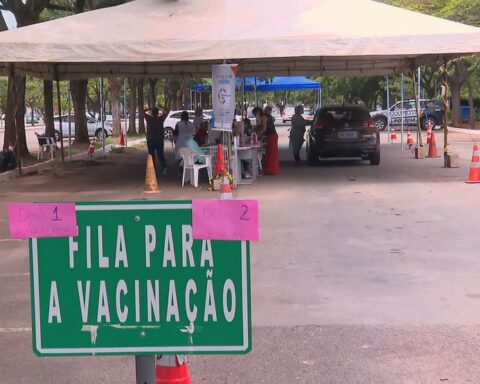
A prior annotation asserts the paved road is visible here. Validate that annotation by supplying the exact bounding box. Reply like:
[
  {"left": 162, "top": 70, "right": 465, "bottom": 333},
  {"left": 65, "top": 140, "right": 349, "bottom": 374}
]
[{"left": 0, "top": 125, "right": 480, "bottom": 383}]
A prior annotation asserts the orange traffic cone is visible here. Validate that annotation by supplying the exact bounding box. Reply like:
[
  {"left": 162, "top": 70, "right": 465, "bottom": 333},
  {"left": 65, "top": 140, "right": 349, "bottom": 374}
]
[
  {"left": 426, "top": 131, "right": 440, "bottom": 158},
  {"left": 220, "top": 169, "right": 233, "bottom": 199},
  {"left": 119, "top": 132, "right": 125, "bottom": 146},
  {"left": 426, "top": 122, "right": 432, "bottom": 144},
  {"left": 406, "top": 130, "right": 414, "bottom": 149},
  {"left": 466, "top": 144, "right": 480, "bottom": 183},
  {"left": 144, "top": 154, "right": 160, "bottom": 193},
  {"left": 390, "top": 127, "right": 397, "bottom": 141},
  {"left": 215, "top": 144, "right": 225, "bottom": 175},
  {"left": 156, "top": 356, "right": 191, "bottom": 384}
]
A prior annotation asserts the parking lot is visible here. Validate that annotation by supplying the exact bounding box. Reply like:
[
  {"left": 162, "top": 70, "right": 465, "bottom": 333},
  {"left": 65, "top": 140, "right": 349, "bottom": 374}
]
[{"left": 1, "top": 123, "right": 480, "bottom": 383}]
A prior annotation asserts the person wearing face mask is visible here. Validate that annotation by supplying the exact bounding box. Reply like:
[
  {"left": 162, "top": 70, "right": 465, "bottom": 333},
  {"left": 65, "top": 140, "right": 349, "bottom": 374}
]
[
  {"left": 262, "top": 106, "right": 279, "bottom": 175},
  {"left": 290, "top": 104, "right": 312, "bottom": 164}
]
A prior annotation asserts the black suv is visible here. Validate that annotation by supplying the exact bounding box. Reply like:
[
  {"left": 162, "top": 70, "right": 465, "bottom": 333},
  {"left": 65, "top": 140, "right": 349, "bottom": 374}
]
[
  {"left": 370, "top": 99, "right": 445, "bottom": 130},
  {"left": 306, "top": 106, "right": 380, "bottom": 166}
]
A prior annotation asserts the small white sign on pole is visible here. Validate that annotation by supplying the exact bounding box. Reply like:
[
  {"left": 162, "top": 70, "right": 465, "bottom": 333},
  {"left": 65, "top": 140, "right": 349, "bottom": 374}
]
[{"left": 212, "top": 64, "right": 237, "bottom": 131}]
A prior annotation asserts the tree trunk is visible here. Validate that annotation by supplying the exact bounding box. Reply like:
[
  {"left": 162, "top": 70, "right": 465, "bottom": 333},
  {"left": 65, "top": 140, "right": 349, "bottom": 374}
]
[
  {"left": 450, "top": 79, "right": 461, "bottom": 127},
  {"left": 3, "top": 76, "right": 16, "bottom": 149},
  {"left": 467, "top": 81, "right": 475, "bottom": 129},
  {"left": 43, "top": 80, "right": 55, "bottom": 136},
  {"left": 138, "top": 79, "right": 145, "bottom": 134},
  {"left": 70, "top": 79, "right": 90, "bottom": 144},
  {"left": 127, "top": 78, "right": 137, "bottom": 136},
  {"left": 14, "top": 76, "right": 29, "bottom": 157},
  {"left": 108, "top": 77, "right": 122, "bottom": 136},
  {"left": 148, "top": 78, "right": 157, "bottom": 108}
]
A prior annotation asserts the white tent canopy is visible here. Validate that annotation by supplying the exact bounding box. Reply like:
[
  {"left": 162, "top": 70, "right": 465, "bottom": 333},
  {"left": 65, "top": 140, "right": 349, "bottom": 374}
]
[{"left": 0, "top": 0, "right": 479, "bottom": 79}]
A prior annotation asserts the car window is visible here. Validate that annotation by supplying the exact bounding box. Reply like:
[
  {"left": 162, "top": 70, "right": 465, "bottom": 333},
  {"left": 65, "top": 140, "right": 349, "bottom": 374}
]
[
  {"left": 188, "top": 113, "right": 196, "bottom": 120},
  {"left": 318, "top": 108, "right": 370, "bottom": 122},
  {"left": 170, "top": 112, "right": 182, "bottom": 119},
  {"left": 392, "top": 103, "right": 404, "bottom": 111}
]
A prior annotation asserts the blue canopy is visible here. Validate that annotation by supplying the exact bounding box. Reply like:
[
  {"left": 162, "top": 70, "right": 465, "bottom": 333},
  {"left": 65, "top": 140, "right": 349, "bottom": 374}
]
[
  {"left": 246, "top": 77, "right": 321, "bottom": 92},
  {"left": 191, "top": 76, "right": 320, "bottom": 92}
]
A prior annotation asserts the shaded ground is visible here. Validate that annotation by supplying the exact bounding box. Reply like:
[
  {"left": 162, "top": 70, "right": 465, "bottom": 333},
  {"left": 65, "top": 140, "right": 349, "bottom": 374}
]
[{"left": 0, "top": 125, "right": 480, "bottom": 383}]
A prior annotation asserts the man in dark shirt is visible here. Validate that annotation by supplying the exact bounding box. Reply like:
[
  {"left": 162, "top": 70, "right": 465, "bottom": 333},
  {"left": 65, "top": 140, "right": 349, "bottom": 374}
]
[{"left": 145, "top": 107, "right": 169, "bottom": 174}]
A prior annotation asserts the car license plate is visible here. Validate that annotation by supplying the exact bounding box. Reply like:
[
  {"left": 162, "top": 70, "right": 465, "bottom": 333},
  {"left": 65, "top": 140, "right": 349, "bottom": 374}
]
[{"left": 338, "top": 131, "right": 358, "bottom": 139}]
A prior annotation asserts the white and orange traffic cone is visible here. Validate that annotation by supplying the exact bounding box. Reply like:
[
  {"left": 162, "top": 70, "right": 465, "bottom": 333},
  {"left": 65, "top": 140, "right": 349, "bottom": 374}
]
[
  {"left": 466, "top": 144, "right": 480, "bottom": 183},
  {"left": 220, "top": 169, "right": 233, "bottom": 200},
  {"left": 426, "top": 122, "right": 433, "bottom": 144},
  {"left": 426, "top": 131, "right": 440, "bottom": 158},
  {"left": 406, "top": 130, "right": 414, "bottom": 149},
  {"left": 390, "top": 127, "right": 397, "bottom": 142},
  {"left": 156, "top": 355, "right": 191, "bottom": 384}
]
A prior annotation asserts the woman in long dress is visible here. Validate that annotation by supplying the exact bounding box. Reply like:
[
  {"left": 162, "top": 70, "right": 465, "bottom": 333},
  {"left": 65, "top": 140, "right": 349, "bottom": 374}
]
[{"left": 262, "top": 106, "right": 279, "bottom": 175}]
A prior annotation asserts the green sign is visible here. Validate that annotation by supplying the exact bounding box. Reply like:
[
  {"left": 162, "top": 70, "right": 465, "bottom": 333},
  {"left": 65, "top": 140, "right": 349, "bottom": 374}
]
[{"left": 29, "top": 201, "right": 251, "bottom": 356}]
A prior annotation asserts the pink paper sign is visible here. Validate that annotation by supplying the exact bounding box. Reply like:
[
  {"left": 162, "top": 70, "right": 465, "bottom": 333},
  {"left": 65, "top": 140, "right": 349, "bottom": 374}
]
[
  {"left": 192, "top": 199, "right": 259, "bottom": 241},
  {"left": 8, "top": 203, "right": 78, "bottom": 239}
]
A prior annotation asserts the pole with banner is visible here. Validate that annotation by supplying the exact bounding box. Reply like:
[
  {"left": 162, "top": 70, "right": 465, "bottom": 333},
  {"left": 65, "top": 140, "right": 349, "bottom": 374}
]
[{"left": 212, "top": 64, "right": 237, "bottom": 177}]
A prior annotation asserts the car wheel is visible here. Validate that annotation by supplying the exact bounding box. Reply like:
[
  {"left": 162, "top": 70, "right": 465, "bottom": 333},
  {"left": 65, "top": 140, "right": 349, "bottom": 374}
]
[
  {"left": 422, "top": 116, "right": 437, "bottom": 130},
  {"left": 164, "top": 127, "right": 174, "bottom": 141},
  {"left": 54, "top": 130, "right": 61, "bottom": 141},
  {"left": 95, "top": 128, "right": 108, "bottom": 140},
  {"left": 370, "top": 151, "right": 381, "bottom": 166},
  {"left": 375, "top": 116, "right": 388, "bottom": 131}
]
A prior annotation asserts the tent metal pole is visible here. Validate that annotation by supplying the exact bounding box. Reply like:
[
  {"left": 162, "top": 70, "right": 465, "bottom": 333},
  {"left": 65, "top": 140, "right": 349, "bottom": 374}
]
[
  {"left": 400, "top": 74, "right": 404, "bottom": 149},
  {"left": 123, "top": 78, "right": 128, "bottom": 147},
  {"left": 386, "top": 75, "right": 391, "bottom": 144},
  {"left": 443, "top": 58, "right": 449, "bottom": 167},
  {"left": 412, "top": 72, "right": 423, "bottom": 147},
  {"left": 100, "top": 77, "right": 105, "bottom": 157},
  {"left": 418, "top": 67, "right": 421, "bottom": 101},
  {"left": 67, "top": 82, "right": 72, "bottom": 160},
  {"left": 320, "top": 88, "right": 322, "bottom": 108},
  {"left": 54, "top": 67, "right": 65, "bottom": 163}
]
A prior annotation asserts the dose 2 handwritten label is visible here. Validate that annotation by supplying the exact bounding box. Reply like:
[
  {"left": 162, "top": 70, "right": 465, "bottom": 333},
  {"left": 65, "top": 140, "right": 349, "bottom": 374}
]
[{"left": 192, "top": 200, "right": 259, "bottom": 241}]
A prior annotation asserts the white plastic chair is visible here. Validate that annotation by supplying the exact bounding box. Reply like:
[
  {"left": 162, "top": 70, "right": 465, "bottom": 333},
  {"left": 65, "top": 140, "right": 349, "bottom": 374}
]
[
  {"left": 35, "top": 133, "right": 56, "bottom": 160},
  {"left": 179, "top": 147, "right": 212, "bottom": 188}
]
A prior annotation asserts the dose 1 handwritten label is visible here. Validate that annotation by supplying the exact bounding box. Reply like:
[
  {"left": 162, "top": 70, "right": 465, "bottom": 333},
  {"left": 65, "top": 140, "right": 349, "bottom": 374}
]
[
  {"left": 8, "top": 203, "right": 78, "bottom": 239},
  {"left": 192, "top": 200, "right": 259, "bottom": 241}
]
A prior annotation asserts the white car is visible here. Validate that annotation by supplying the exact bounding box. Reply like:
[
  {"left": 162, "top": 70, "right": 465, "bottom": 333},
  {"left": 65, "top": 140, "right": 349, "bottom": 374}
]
[
  {"left": 282, "top": 106, "right": 295, "bottom": 123},
  {"left": 53, "top": 115, "right": 113, "bottom": 140}
]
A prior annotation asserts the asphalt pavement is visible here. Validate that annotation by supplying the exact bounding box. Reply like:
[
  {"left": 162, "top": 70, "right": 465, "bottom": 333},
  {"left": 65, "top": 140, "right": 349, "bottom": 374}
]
[{"left": 0, "top": 124, "right": 480, "bottom": 383}]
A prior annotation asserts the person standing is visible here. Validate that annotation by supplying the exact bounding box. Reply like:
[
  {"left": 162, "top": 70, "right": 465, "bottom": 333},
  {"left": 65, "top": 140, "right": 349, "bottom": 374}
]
[
  {"left": 145, "top": 107, "right": 169, "bottom": 174},
  {"left": 145, "top": 107, "right": 168, "bottom": 175},
  {"left": 290, "top": 105, "right": 312, "bottom": 164},
  {"left": 263, "top": 106, "right": 279, "bottom": 175}
]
